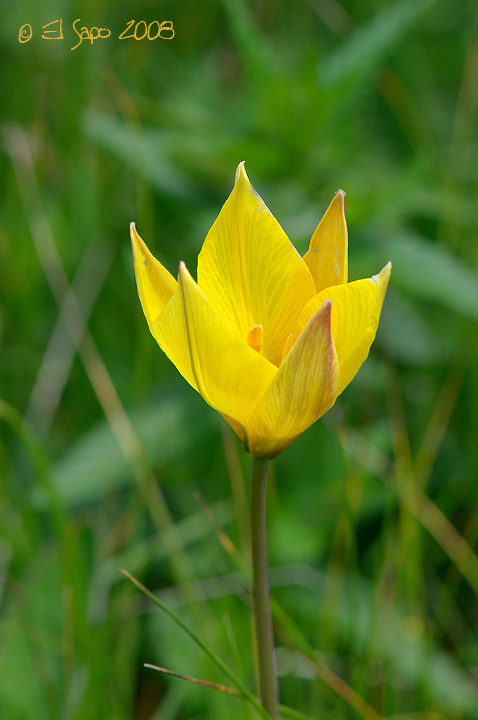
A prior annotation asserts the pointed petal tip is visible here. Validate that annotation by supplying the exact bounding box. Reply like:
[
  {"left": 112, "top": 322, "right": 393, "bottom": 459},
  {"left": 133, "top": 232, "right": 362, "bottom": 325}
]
[
  {"left": 376, "top": 261, "right": 392, "bottom": 284},
  {"left": 315, "top": 298, "right": 333, "bottom": 345},
  {"left": 130, "top": 223, "right": 177, "bottom": 323},
  {"left": 130, "top": 222, "right": 144, "bottom": 252},
  {"left": 177, "top": 260, "right": 193, "bottom": 284},
  {"left": 301, "top": 298, "right": 334, "bottom": 353},
  {"left": 313, "top": 298, "right": 333, "bottom": 326},
  {"left": 178, "top": 260, "right": 186, "bottom": 276},
  {"left": 130, "top": 224, "right": 154, "bottom": 272},
  {"left": 304, "top": 188, "right": 348, "bottom": 291},
  {"left": 130, "top": 222, "right": 143, "bottom": 257},
  {"left": 331, "top": 190, "right": 346, "bottom": 212},
  {"left": 235, "top": 160, "right": 248, "bottom": 184}
]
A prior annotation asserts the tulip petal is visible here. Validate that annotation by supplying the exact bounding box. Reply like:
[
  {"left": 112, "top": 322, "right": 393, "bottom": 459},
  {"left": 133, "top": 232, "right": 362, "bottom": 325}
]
[
  {"left": 197, "top": 163, "right": 316, "bottom": 367},
  {"left": 248, "top": 301, "right": 338, "bottom": 459},
  {"left": 303, "top": 190, "right": 348, "bottom": 292},
  {"left": 151, "top": 263, "right": 277, "bottom": 436},
  {"left": 130, "top": 223, "right": 177, "bottom": 331},
  {"left": 296, "top": 263, "right": 391, "bottom": 397}
]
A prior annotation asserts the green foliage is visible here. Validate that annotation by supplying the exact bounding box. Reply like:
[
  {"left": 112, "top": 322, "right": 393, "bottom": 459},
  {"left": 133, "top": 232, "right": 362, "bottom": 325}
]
[{"left": 1, "top": 0, "right": 478, "bottom": 718}]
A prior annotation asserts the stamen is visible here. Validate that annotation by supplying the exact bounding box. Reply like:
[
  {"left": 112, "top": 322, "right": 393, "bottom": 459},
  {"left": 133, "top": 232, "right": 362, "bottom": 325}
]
[{"left": 247, "top": 324, "right": 264, "bottom": 353}]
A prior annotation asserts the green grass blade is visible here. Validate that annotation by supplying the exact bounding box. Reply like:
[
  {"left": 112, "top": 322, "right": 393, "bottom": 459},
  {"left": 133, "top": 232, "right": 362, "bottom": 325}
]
[{"left": 119, "top": 567, "right": 272, "bottom": 720}]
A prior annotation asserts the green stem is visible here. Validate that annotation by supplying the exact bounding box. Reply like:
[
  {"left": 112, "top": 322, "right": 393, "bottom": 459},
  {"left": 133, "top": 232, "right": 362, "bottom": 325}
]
[{"left": 250, "top": 456, "right": 279, "bottom": 719}]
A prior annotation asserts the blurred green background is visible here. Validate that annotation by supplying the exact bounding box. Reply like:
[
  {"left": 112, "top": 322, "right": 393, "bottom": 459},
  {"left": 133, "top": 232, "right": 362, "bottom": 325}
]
[{"left": 1, "top": 0, "right": 478, "bottom": 718}]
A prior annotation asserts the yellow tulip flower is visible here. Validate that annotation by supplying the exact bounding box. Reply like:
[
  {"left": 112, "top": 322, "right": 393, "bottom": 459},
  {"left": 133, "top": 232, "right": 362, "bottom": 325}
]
[{"left": 131, "top": 163, "right": 391, "bottom": 459}]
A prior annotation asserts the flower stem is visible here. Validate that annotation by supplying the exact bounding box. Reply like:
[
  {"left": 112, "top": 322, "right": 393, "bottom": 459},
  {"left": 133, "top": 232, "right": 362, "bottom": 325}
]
[{"left": 250, "top": 456, "right": 279, "bottom": 719}]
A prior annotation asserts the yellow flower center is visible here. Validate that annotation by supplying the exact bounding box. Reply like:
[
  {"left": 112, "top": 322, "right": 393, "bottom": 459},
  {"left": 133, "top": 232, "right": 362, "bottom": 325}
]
[{"left": 247, "top": 324, "right": 264, "bottom": 353}]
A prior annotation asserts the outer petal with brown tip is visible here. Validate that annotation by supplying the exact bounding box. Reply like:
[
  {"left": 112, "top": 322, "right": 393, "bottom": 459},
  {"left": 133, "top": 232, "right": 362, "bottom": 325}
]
[
  {"left": 296, "top": 263, "right": 391, "bottom": 397},
  {"left": 248, "top": 301, "right": 338, "bottom": 459}
]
